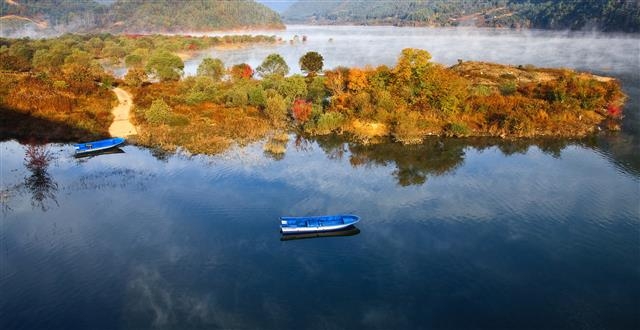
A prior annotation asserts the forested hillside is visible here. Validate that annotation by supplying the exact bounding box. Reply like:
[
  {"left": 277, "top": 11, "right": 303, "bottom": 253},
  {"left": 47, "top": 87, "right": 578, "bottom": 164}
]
[
  {"left": 0, "top": 0, "right": 284, "bottom": 37},
  {"left": 282, "top": 0, "right": 640, "bottom": 32},
  {"left": 108, "top": 0, "right": 284, "bottom": 33}
]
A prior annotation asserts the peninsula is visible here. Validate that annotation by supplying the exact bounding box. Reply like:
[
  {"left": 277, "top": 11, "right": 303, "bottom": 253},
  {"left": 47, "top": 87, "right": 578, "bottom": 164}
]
[{"left": 0, "top": 35, "right": 626, "bottom": 155}]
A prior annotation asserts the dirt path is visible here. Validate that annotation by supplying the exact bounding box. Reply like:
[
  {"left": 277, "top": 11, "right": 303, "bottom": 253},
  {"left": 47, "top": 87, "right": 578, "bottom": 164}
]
[{"left": 109, "top": 87, "right": 138, "bottom": 137}]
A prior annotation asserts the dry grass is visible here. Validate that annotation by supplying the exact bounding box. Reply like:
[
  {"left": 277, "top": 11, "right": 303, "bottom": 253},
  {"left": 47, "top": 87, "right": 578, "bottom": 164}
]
[
  {"left": 132, "top": 83, "right": 270, "bottom": 154},
  {"left": 0, "top": 73, "right": 114, "bottom": 141}
]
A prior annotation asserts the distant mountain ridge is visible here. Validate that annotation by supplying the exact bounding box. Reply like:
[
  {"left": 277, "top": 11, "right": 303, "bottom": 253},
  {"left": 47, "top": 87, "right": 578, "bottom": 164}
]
[
  {"left": 282, "top": 0, "right": 640, "bottom": 33},
  {"left": 255, "top": 0, "right": 296, "bottom": 13},
  {"left": 0, "top": 0, "right": 284, "bottom": 37}
]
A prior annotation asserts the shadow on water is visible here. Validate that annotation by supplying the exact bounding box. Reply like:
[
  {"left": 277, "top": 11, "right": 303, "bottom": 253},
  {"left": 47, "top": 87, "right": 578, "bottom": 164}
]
[
  {"left": 280, "top": 226, "right": 361, "bottom": 241},
  {"left": 74, "top": 147, "right": 125, "bottom": 160}
]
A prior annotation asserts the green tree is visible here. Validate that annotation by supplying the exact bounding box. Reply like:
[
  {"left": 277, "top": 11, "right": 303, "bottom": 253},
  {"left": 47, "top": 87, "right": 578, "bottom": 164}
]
[
  {"left": 307, "top": 76, "right": 327, "bottom": 104},
  {"left": 125, "top": 54, "right": 144, "bottom": 68},
  {"left": 393, "top": 48, "right": 433, "bottom": 85},
  {"left": 256, "top": 53, "right": 289, "bottom": 78},
  {"left": 102, "top": 40, "right": 126, "bottom": 64},
  {"left": 124, "top": 48, "right": 149, "bottom": 68},
  {"left": 277, "top": 75, "right": 308, "bottom": 102},
  {"left": 299, "top": 51, "right": 324, "bottom": 76},
  {"left": 64, "top": 49, "right": 94, "bottom": 67},
  {"left": 197, "top": 57, "right": 225, "bottom": 81},
  {"left": 146, "top": 49, "right": 184, "bottom": 82}
]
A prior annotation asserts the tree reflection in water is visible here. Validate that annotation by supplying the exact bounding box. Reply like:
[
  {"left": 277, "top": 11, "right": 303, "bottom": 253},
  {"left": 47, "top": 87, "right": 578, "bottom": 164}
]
[
  {"left": 310, "top": 135, "right": 583, "bottom": 187},
  {"left": 348, "top": 138, "right": 465, "bottom": 186},
  {"left": 0, "top": 187, "right": 11, "bottom": 215},
  {"left": 23, "top": 143, "right": 58, "bottom": 211}
]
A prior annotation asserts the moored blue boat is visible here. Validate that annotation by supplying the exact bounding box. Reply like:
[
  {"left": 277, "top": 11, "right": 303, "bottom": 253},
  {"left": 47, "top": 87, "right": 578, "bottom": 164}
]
[
  {"left": 280, "top": 214, "right": 360, "bottom": 234},
  {"left": 75, "top": 137, "right": 125, "bottom": 154}
]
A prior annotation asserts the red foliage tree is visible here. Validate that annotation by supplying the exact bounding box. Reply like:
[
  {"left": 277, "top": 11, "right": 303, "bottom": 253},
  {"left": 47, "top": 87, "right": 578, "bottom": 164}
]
[
  {"left": 292, "top": 99, "right": 312, "bottom": 123},
  {"left": 230, "top": 63, "right": 254, "bottom": 80}
]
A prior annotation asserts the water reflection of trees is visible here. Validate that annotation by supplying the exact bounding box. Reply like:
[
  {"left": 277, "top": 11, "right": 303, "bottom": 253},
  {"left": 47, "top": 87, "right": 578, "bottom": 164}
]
[
  {"left": 23, "top": 143, "right": 59, "bottom": 211},
  {"left": 310, "top": 135, "right": 588, "bottom": 187},
  {"left": 348, "top": 138, "right": 465, "bottom": 186}
]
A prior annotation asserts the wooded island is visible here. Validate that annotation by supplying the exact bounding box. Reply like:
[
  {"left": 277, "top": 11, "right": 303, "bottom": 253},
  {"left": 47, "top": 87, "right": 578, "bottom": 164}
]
[{"left": 0, "top": 33, "right": 626, "bottom": 155}]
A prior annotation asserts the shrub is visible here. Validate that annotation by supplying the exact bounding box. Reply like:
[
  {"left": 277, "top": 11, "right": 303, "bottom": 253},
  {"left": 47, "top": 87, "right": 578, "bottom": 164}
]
[
  {"left": 145, "top": 99, "right": 172, "bottom": 124},
  {"left": 53, "top": 80, "right": 68, "bottom": 90},
  {"left": 499, "top": 81, "right": 517, "bottom": 96},
  {"left": 124, "top": 68, "right": 147, "bottom": 87},
  {"left": 315, "top": 112, "right": 345, "bottom": 134},
  {"left": 248, "top": 85, "right": 266, "bottom": 108},
  {"left": 472, "top": 85, "right": 492, "bottom": 96},
  {"left": 444, "top": 122, "right": 470, "bottom": 137},
  {"left": 167, "top": 114, "right": 190, "bottom": 126},
  {"left": 225, "top": 88, "right": 249, "bottom": 108},
  {"left": 264, "top": 94, "right": 287, "bottom": 125}
]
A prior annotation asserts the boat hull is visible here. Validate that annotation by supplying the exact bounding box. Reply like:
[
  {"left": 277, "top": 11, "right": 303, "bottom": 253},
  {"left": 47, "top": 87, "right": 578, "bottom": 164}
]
[
  {"left": 75, "top": 137, "right": 125, "bottom": 154},
  {"left": 280, "top": 214, "right": 360, "bottom": 234}
]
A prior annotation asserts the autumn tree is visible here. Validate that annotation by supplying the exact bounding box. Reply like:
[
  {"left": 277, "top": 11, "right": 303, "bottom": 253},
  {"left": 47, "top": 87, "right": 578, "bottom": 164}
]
[
  {"left": 324, "top": 67, "right": 349, "bottom": 95},
  {"left": 292, "top": 99, "right": 312, "bottom": 123},
  {"left": 62, "top": 63, "right": 98, "bottom": 95},
  {"left": 393, "top": 48, "right": 433, "bottom": 87},
  {"left": 299, "top": 51, "right": 324, "bottom": 77},
  {"left": 197, "top": 57, "right": 225, "bottom": 81},
  {"left": 347, "top": 68, "right": 369, "bottom": 93},
  {"left": 256, "top": 53, "right": 289, "bottom": 78},
  {"left": 230, "top": 63, "right": 254, "bottom": 81},
  {"left": 264, "top": 93, "right": 288, "bottom": 126},
  {"left": 146, "top": 49, "right": 184, "bottom": 82}
]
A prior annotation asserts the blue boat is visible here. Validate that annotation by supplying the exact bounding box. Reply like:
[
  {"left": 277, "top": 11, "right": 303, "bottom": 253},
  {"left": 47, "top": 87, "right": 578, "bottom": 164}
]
[
  {"left": 74, "top": 137, "right": 125, "bottom": 154},
  {"left": 280, "top": 214, "right": 360, "bottom": 234}
]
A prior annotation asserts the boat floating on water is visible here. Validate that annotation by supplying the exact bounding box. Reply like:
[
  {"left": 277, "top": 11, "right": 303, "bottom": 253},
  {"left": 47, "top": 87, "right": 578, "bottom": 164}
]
[
  {"left": 280, "top": 214, "right": 360, "bottom": 234},
  {"left": 75, "top": 137, "right": 125, "bottom": 155}
]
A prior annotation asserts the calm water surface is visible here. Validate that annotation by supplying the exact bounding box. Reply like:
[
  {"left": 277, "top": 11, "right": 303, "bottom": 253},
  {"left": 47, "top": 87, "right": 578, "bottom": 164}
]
[{"left": 2, "top": 26, "right": 640, "bottom": 329}]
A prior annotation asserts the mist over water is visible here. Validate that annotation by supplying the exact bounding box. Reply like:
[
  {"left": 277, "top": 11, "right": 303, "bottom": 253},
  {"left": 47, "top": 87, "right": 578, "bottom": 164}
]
[{"left": 187, "top": 25, "right": 639, "bottom": 76}]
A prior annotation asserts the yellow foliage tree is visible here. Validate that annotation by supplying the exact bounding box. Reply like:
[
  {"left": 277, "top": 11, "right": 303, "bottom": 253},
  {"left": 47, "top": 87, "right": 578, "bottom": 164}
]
[{"left": 347, "top": 68, "right": 369, "bottom": 93}]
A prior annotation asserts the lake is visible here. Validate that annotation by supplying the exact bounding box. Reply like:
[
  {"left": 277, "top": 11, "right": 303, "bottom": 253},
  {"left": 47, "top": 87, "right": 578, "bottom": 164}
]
[{"left": 2, "top": 26, "right": 639, "bottom": 329}]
